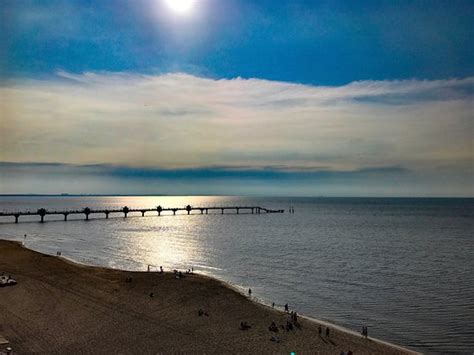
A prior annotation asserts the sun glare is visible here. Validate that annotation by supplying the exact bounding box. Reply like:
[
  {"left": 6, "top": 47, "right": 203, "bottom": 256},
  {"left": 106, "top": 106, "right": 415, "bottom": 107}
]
[{"left": 164, "top": 0, "right": 196, "bottom": 14}]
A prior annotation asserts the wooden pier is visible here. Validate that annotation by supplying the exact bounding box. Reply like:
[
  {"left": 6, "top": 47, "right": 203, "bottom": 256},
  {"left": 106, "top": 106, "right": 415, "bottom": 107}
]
[{"left": 0, "top": 205, "right": 284, "bottom": 223}]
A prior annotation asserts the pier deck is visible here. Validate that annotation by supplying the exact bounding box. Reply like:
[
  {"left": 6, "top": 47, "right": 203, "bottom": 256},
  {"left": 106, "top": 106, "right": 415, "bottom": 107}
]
[{"left": 0, "top": 205, "right": 284, "bottom": 223}]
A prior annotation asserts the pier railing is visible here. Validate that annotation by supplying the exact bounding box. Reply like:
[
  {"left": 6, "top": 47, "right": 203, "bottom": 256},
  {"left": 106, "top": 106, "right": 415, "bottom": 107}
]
[{"left": 0, "top": 205, "right": 284, "bottom": 223}]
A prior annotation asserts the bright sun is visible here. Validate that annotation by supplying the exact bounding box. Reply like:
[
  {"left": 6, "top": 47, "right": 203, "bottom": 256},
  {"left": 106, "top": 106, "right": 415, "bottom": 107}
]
[{"left": 164, "top": 0, "right": 196, "bottom": 14}]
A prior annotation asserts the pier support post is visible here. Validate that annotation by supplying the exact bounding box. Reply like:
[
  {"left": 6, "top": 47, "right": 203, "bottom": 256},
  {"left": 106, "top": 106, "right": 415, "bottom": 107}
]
[
  {"left": 14, "top": 214, "right": 19, "bottom": 223},
  {"left": 251, "top": 208, "right": 254, "bottom": 214},
  {"left": 236, "top": 208, "right": 239, "bottom": 214},
  {"left": 63, "top": 213, "right": 68, "bottom": 221},
  {"left": 173, "top": 209, "right": 177, "bottom": 215},
  {"left": 206, "top": 209, "right": 208, "bottom": 214},
  {"left": 221, "top": 208, "right": 224, "bottom": 214},
  {"left": 122, "top": 206, "right": 129, "bottom": 218},
  {"left": 141, "top": 210, "right": 146, "bottom": 217},
  {"left": 83, "top": 207, "right": 91, "bottom": 221},
  {"left": 105, "top": 211, "right": 109, "bottom": 219},
  {"left": 37, "top": 208, "right": 47, "bottom": 223},
  {"left": 200, "top": 209, "right": 204, "bottom": 214}
]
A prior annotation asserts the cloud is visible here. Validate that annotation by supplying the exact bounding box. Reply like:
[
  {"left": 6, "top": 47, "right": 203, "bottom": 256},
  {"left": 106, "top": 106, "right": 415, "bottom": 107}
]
[
  {"left": 0, "top": 161, "right": 471, "bottom": 197},
  {"left": 0, "top": 72, "right": 472, "bottom": 195}
]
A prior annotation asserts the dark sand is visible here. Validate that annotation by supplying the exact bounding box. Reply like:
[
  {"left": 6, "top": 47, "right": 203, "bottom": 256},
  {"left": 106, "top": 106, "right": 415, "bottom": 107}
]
[{"left": 0, "top": 240, "right": 417, "bottom": 354}]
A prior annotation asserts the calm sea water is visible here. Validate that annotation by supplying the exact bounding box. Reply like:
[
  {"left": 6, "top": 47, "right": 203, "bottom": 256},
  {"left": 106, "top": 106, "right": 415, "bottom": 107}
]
[{"left": 0, "top": 196, "right": 473, "bottom": 354}]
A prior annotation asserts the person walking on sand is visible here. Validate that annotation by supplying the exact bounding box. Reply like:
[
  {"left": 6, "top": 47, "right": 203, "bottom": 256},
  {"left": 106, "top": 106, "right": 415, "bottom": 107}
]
[
  {"left": 284, "top": 303, "right": 289, "bottom": 312},
  {"left": 326, "top": 327, "right": 330, "bottom": 337},
  {"left": 318, "top": 325, "right": 322, "bottom": 336},
  {"left": 248, "top": 288, "right": 252, "bottom": 296}
]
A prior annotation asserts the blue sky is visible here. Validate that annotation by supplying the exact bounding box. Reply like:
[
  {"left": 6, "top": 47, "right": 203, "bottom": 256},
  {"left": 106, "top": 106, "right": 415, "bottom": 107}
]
[
  {"left": 1, "top": 0, "right": 473, "bottom": 196},
  {"left": 4, "top": 0, "right": 473, "bottom": 84}
]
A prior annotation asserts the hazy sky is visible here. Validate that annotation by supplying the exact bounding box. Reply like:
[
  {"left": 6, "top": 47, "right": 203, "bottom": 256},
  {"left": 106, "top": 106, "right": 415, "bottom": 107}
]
[{"left": 1, "top": 0, "right": 473, "bottom": 196}]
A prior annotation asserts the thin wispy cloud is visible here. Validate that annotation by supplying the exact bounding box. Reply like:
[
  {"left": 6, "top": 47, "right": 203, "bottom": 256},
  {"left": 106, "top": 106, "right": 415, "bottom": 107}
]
[{"left": 2, "top": 72, "right": 472, "bottom": 173}]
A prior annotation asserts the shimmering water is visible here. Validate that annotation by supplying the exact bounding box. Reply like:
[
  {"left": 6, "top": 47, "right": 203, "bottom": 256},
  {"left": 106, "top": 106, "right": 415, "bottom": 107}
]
[{"left": 1, "top": 196, "right": 473, "bottom": 354}]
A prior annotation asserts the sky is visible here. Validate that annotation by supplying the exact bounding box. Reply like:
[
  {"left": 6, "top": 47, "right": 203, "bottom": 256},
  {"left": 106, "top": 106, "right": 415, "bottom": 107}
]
[{"left": 1, "top": 0, "right": 473, "bottom": 196}]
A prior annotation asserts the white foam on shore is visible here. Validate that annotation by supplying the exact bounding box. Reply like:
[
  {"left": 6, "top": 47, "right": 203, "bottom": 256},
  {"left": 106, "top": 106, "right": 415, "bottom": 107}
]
[{"left": 224, "top": 280, "right": 421, "bottom": 355}]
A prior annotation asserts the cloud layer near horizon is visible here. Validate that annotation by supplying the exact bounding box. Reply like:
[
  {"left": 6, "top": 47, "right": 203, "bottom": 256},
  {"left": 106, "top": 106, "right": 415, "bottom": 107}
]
[{"left": 1, "top": 72, "right": 473, "bottom": 195}]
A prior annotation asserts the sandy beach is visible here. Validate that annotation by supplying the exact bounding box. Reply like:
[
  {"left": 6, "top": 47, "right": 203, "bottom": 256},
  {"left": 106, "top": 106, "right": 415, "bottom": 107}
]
[{"left": 0, "top": 240, "right": 416, "bottom": 354}]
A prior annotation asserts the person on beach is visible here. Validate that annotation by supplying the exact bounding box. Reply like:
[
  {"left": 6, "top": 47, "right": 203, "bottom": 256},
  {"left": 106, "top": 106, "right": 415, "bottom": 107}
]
[
  {"left": 272, "top": 302, "right": 275, "bottom": 308},
  {"left": 269, "top": 322, "right": 278, "bottom": 332},
  {"left": 318, "top": 325, "right": 322, "bottom": 336},
  {"left": 248, "top": 288, "right": 252, "bottom": 296},
  {"left": 284, "top": 303, "right": 289, "bottom": 312},
  {"left": 240, "top": 321, "right": 251, "bottom": 330},
  {"left": 292, "top": 311, "right": 298, "bottom": 323},
  {"left": 326, "top": 327, "right": 330, "bottom": 337}
]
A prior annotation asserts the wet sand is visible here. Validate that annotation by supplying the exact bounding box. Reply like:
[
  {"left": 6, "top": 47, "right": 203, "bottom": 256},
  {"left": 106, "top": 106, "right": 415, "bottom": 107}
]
[{"left": 0, "top": 240, "right": 417, "bottom": 354}]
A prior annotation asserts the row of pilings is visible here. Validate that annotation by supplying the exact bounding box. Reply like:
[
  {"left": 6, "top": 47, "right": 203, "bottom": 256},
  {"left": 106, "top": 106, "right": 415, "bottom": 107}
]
[{"left": 8, "top": 205, "right": 272, "bottom": 223}]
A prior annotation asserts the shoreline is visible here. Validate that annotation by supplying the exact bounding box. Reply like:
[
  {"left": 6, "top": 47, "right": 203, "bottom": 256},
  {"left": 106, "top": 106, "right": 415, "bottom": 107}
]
[
  {"left": 226, "top": 285, "right": 420, "bottom": 355},
  {"left": 59, "top": 249, "right": 419, "bottom": 354},
  {"left": 1, "top": 239, "right": 418, "bottom": 354}
]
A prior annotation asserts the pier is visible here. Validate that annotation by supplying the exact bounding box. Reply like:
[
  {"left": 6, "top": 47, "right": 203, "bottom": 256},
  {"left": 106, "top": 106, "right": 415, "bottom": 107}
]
[{"left": 0, "top": 205, "right": 284, "bottom": 223}]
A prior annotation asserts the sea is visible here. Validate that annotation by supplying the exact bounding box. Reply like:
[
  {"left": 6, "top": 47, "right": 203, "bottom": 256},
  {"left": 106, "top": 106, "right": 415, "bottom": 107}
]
[{"left": 0, "top": 196, "right": 472, "bottom": 354}]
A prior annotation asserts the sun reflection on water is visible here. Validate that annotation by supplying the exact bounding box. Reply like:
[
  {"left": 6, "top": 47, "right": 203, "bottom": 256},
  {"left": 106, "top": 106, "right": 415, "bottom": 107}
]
[{"left": 111, "top": 197, "right": 228, "bottom": 271}]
